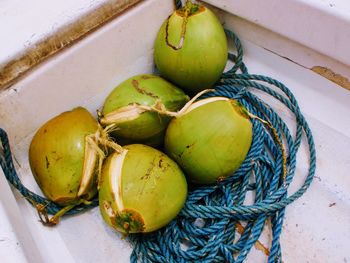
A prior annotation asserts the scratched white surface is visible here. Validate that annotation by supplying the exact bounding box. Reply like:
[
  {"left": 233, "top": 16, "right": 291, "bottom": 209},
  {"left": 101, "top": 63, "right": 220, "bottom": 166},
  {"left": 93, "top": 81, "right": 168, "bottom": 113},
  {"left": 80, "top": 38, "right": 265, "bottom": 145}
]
[
  {"left": 0, "top": 200, "right": 27, "bottom": 263},
  {"left": 204, "top": 0, "right": 350, "bottom": 67},
  {"left": 0, "top": 0, "right": 106, "bottom": 68},
  {"left": 0, "top": 0, "right": 350, "bottom": 262}
]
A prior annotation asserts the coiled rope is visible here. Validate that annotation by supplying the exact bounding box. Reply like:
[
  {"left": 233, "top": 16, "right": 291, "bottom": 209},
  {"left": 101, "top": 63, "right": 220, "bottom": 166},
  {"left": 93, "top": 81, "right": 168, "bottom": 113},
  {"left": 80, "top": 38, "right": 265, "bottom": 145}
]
[
  {"left": 128, "top": 22, "right": 317, "bottom": 263},
  {"left": 0, "top": 6, "right": 316, "bottom": 263}
]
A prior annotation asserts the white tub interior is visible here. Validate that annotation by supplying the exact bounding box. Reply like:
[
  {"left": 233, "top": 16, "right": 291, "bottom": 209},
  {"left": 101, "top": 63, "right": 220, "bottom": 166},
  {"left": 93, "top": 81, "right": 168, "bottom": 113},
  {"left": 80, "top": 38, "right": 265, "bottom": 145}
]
[{"left": 0, "top": 0, "right": 349, "bottom": 262}]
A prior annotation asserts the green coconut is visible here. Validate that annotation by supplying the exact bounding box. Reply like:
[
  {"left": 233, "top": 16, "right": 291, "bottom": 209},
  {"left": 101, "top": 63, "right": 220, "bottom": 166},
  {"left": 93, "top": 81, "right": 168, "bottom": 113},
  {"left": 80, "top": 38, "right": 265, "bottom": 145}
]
[
  {"left": 99, "top": 144, "right": 187, "bottom": 233},
  {"left": 154, "top": 2, "right": 228, "bottom": 94},
  {"left": 164, "top": 97, "right": 253, "bottom": 184},
  {"left": 29, "top": 107, "right": 101, "bottom": 208},
  {"left": 100, "top": 74, "right": 189, "bottom": 147}
]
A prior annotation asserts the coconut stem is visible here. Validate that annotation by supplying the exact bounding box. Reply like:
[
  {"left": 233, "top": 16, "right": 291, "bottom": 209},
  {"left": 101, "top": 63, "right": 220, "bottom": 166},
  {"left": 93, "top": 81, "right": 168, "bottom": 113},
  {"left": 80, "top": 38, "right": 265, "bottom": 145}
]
[
  {"left": 247, "top": 113, "right": 287, "bottom": 184},
  {"left": 97, "top": 124, "right": 124, "bottom": 153},
  {"left": 95, "top": 125, "right": 125, "bottom": 188},
  {"left": 176, "top": 89, "right": 214, "bottom": 116},
  {"left": 34, "top": 198, "right": 87, "bottom": 226},
  {"left": 78, "top": 124, "right": 125, "bottom": 194},
  {"left": 99, "top": 89, "right": 213, "bottom": 124}
]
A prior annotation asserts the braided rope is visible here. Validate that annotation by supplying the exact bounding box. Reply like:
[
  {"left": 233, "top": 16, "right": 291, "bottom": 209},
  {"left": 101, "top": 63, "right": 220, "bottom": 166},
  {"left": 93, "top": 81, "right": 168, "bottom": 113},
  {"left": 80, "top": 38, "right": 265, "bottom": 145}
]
[
  {"left": 0, "top": 4, "right": 316, "bottom": 262},
  {"left": 128, "top": 30, "right": 316, "bottom": 263},
  {"left": 175, "top": 0, "right": 183, "bottom": 10}
]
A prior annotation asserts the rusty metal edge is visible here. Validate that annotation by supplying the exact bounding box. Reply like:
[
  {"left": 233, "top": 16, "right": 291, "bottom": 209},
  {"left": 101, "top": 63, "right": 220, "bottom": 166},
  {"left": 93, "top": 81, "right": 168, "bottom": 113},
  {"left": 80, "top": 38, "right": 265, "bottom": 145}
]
[{"left": 0, "top": 0, "right": 144, "bottom": 91}]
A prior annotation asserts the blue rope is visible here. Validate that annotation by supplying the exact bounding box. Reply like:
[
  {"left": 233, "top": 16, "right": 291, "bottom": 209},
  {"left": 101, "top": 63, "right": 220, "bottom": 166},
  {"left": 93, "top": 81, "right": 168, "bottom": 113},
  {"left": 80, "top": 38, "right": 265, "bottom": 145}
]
[
  {"left": 128, "top": 30, "right": 316, "bottom": 262},
  {"left": 175, "top": 0, "right": 183, "bottom": 10},
  {"left": 0, "top": 6, "right": 316, "bottom": 263}
]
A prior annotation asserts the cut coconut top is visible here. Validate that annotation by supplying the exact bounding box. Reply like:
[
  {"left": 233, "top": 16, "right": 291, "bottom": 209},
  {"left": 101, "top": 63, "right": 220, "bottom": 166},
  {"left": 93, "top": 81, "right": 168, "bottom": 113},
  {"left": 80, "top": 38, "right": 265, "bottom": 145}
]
[
  {"left": 109, "top": 150, "right": 128, "bottom": 211},
  {"left": 77, "top": 135, "right": 99, "bottom": 197}
]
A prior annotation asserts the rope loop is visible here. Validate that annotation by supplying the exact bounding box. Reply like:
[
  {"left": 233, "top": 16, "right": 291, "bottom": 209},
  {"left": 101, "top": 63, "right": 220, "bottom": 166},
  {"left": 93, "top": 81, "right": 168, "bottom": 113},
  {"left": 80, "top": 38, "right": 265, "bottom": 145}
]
[{"left": 129, "top": 30, "right": 316, "bottom": 262}]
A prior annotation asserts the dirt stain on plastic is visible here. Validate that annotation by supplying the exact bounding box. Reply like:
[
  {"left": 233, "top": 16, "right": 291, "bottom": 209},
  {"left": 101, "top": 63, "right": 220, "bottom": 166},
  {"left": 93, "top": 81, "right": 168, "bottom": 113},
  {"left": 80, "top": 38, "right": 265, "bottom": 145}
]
[
  {"left": 0, "top": 0, "right": 142, "bottom": 90},
  {"left": 312, "top": 66, "right": 350, "bottom": 90}
]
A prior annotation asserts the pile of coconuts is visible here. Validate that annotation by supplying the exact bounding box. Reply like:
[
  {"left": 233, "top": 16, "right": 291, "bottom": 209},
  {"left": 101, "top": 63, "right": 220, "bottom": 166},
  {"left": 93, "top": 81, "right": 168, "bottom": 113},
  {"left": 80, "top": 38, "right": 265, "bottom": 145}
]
[{"left": 28, "top": 1, "right": 253, "bottom": 234}]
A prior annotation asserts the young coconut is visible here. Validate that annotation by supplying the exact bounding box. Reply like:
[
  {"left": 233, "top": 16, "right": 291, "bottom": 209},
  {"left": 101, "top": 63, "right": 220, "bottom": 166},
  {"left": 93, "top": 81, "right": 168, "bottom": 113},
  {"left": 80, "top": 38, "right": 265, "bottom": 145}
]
[
  {"left": 29, "top": 107, "right": 109, "bottom": 225},
  {"left": 164, "top": 97, "right": 253, "bottom": 184},
  {"left": 154, "top": 1, "right": 228, "bottom": 94},
  {"left": 99, "top": 144, "right": 187, "bottom": 233},
  {"left": 100, "top": 74, "right": 189, "bottom": 147}
]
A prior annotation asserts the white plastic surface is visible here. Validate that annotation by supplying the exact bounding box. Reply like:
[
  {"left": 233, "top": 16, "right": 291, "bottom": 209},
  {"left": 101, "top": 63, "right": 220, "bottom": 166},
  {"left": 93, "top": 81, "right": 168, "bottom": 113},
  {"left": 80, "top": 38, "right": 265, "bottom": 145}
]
[
  {"left": 203, "top": 0, "right": 350, "bottom": 67},
  {"left": 0, "top": 169, "right": 43, "bottom": 263},
  {"left": 0, "top": 0, "right": 350, "bottom": 262},
  {"left": 0, "top": 0, "right": 107, "bottom": 67}
]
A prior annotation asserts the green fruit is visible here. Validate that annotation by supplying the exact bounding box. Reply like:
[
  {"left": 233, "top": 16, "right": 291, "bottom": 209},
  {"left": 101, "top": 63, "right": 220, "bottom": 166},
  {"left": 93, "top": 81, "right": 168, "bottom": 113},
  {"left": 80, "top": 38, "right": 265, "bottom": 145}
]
[
  {"left": 154, "top": 3, "right": 228, "bottom": 94},
  {"left": 29, "top": 107, "right": 98, "bottom": 206},
  {"left": 101, "top": 74, "right": 189, "bottom": 147},
  {"left": 165, "top": 97, "right": 252, "bottom": 184},
  {"left": 99, "top": 144, "right": 187, "bottom": 233}
]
